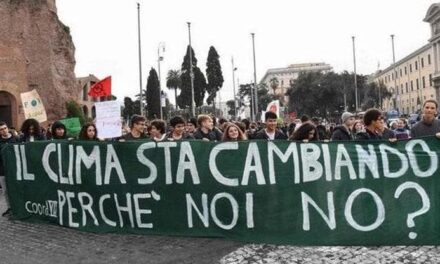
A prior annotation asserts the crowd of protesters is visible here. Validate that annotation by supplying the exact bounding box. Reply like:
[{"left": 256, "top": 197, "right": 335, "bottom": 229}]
[{"left": 1, "top": 99, "right": 440, "bottom": 217}]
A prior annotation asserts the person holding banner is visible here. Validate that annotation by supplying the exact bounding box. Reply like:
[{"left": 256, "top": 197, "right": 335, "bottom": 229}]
[
  {"left": 0, "top": 121, "right": 18, "bottom": 217},
  {"left": 254, "top": 112, "right": 287, "bottom": 140},
  {"left": 50, "top": 121, "right": 67, "bottom": 140},
  {"left": 193, "top": 115, "right": 223, "bottom": 141},
  {"left": 356, "top": 108, "right": 384, "bottom": 140},
  {"left": 19, "top": 118, "right": 46, "bottom": 142},
  {"left": 167, "top": 116, "right": 194, "bottom": 141},
  {"left": 222, "top": 123, "right": 247, "bottom": 141},
  {"left": 411, "top": 99, "right": 440, "bottom": 138},
  {"left": 78, "top": 123, "right": 99, "bottom": 141},
  {"left": 148, "top": 120, "right": 167, "bottom": 142},
  {"left": 122, "top": 115, "right": 148, "bottom": 141},
  {"left": 331, "top": 112, "right": 355, "bottom": 141}
]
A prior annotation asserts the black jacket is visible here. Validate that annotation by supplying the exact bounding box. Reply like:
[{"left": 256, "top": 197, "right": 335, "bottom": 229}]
[
  {"left": 193, "top": 127, "right": 222, "bottom": 141},
  {"left": 331, "top": 126, "right": 353, "bottom": 141},
  {"left": 356, "top": 129, "right": 382, "bottom": 140},
  {"left": 253, "top": 129, "right": 287, "bottom": 140},
  {"left": 0, "top": 134, "right": 18, "bottom": 175}
]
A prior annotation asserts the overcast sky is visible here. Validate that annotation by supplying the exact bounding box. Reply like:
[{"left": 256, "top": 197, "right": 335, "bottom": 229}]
[{"left": 57, "top": 0, "right": 435, "bottom": 105}]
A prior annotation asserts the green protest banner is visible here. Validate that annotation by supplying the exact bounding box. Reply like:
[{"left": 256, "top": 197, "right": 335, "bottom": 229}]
[
  {"left": 59, "top": 117, "right": 81, "bottom": 137},
  {"left": 3, "top": 138, "right": 440, "bottom": 245}
]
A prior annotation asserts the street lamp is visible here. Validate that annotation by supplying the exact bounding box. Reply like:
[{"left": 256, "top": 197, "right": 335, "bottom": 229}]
[
  {"left": 232, "top": 57, "right": 238, "bottom": 120},
  {"left": 187, "top": 22, "right": 195, "bottom": 117},
  {"left": 251, "top": 33, "right": 258, "bottom": 121},
  {"left": 137, "top": 3, "right": 144, "bottom": 116},
  {"left": 157, "top": 42, "right": 165, "bottom": 119},
  {"left": 352, "top": 36, "right": 359, "bottom": 112}
]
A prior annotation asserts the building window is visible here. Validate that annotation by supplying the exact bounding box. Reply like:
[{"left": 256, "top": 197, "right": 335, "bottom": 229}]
[
  {"left": 401, "top": 84, "right": 403, "bottom": 94},
  {"left": 416, "top": 78, "right": 419, "bottom": 89},
  {"left": 410, "top": 64, "right": 412, "bottom": 73},
  {"left": 400, "top": 69, "right": 402, "bottom": 77},
  {"left": 428, "top": 54, "right": 431, "bottom": 65},
  {"left": 430, "top": 74, "right": 433, "bottom": 86},
  {"left": 415, "top": 61, "right": 418, "bottom": 70},
  {"left": 411, "top": 80, "right": 413, "bottom": 91},
  {"left": 82, "top": 85, "right": 88, "bottom": 101},
  {"left": 405, "top": 83, "right": 408, "bottom": 93},
  {"left": 421, "top": 58, "right": 424, "bottom": 68},
  {"left": 404, "top": 67, "right": 407, "bottom": 75},
  {"left": 281, "top": 80, "right": 284, "bottom": 86},
  {"left": 422, "top": 76, "right": 426, "bottom": 88}
]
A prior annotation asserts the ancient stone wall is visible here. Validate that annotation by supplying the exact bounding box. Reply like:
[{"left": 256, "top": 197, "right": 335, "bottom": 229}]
[{"left": 0, "top": 0, "right": 78, "bottom": 127}]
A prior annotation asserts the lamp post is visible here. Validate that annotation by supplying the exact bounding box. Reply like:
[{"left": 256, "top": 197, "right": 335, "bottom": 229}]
[
  {"left": 251, "top": 33, "right": 258, "bottom": 121},
  {"left": 137, "top": 3, "right": 144, "bottom": 116},
  {"left": 157, "top": 42, "right": 165, "bottom": 119},
  {"left": 232, "top": 57, "right": 237, "bottom": 119},
  {"left": 352, "top": 36, "right": 358, "bottom": 112},
  {"left": 187, "top": 22, "right": 195, "bottom": 117},
  {"left": 391, "top": 34, "right": 398, "bottom": 112}
]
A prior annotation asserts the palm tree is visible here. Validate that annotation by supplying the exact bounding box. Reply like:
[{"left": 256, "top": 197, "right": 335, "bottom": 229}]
[
  {"left": 269, "top": 77, "right": 279, "bottom": 95},
  {"left": 166, "top": 70, "right": 181, "bottom": 110}
]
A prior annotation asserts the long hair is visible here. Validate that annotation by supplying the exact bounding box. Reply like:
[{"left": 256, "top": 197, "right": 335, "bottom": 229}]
[
  {"left": 289, "top": 123, "right": 317, "bottom": 141},
  {"left": 222, "top": 123, "right": 247, "bottom": 141},
  {"left": 78, "top": 123, "right": 98, "bottom": 140},
  {"left": 20, "top": 118, "right": 41, "bottom": 138}
]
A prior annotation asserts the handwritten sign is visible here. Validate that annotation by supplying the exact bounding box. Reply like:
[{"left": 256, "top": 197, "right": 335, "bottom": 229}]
[{"left": 94, "top": 101, "right": 122, "bottom": 139}]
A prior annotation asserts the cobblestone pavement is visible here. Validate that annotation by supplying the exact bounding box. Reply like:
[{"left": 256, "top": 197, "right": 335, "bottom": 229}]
[{"left": 2, "top": 191, "right": 440, "bottom": 264}]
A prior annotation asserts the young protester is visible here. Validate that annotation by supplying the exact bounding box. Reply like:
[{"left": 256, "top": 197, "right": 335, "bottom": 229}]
[
  {"left": 254, "top": 112, "right": 287, "bottom": 140},
  {"left": 222, "top": 123, "right": 247, "bottom": 141},
  {"left": 193, "top": 114, "right": 222, "bottom": 141},
  {"left": 185, "top": 117, "right": 197, "bottom": 135},
  {"left": 167, "top": 116, "right": 194, "bottom": 141},
  {"left": 51, "top": 121, "right": 67, "bottom": 140},
  {"left": 122, "top": 115, "right": 148, "bottom": 140},
  {"left": 352, "top": 120, "right": 364, "bottom": 135},
  {"left": 148, "top": 119, "right": 167, "bottom": 142},
  {"left": 289, "top": 123, "right": 318, "bottom": 142},
  {"left": 19, "top": 118, "right": 46, "bottom": 142},
  {"left": 411, "top": 99, "right": 440, "bottom": 138},
  {"left": 356, "top": 108, "right": 384, "bottom": 140},
  {"left": 394, "top": 118, "right": 411, "bottom": 140},
  {"left": 0, "top": 121, "right": 18, "bottom": 217},
  {"left": 331, "top": 112, "right": 355, "bottom": 141},
  {"left": 78, "top": 123, "right": 99, "bottom": 140}
]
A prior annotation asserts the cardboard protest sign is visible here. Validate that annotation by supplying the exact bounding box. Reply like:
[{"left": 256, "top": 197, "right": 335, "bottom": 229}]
[{"left": 20, "top": 89, "right": 47, "bottom": 122}]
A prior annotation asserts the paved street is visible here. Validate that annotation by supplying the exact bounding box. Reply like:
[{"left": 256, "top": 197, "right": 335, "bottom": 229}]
[{"left": 2, "top": 190, "right": 440, "bottom": 264}]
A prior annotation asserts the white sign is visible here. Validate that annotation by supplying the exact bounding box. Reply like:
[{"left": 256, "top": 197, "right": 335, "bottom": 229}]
[
  {"left": 94, "top": 101, "right": 122, "bottom": 139},
  {"left": 20, "top": 89, "right": 47, "bottom": 122},
  {"left": 266, "top": 100, "right": 280, "bottom": 118}
]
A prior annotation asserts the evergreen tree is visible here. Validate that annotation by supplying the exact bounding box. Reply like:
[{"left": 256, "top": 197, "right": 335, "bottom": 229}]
[
  {"left": 65, "top": 100, "right": 85, "bottom": 125},
  {"left": 178, "top": 45, "right": 207, "bottom": 110},
  {"left": 205, "top": 46, "right": 224, "bottom": 105},
  {"left": 166, "top": 69, "right": 181, "bottom": 110},
  {"left": 146, "top": 68, "right": 161, "bottom": 119}
]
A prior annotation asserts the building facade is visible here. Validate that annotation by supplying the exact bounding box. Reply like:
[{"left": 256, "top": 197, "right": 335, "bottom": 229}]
[
  {"left": 260, "top": 63, "right": 333, "bottom": 104},
  {"left": 374, "top": 3, "right": 440, "bottom": 114}
]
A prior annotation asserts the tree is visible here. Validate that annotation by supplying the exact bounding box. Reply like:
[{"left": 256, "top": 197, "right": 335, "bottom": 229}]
[
  {"left": 146, "top": 68, "right": 161, "bottom": 119},
  {"left": 122, "top": 96, "right": 140, "bottom": 119},
  {"left": 206, "top": 46, "right": 224, "bottom": 106},
  {"left": 226, "top": 99, "right": 235, "bottom": 117},
  {"left": 65, "top": 100, "right": 85, "bottom": 125},
  {"left": 166, "top": 70, "right": 181, "bottom": 110},
  {"left": 269, "top": 77, "right": 279, "bottom": 95},
  {"left": 178, "top": 45, "right": 207, "bottom": 111}
]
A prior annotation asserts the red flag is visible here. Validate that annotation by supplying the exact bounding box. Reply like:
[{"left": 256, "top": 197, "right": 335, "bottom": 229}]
[{"left": 88, "top": 76, "right": 112, "bottom": 97}]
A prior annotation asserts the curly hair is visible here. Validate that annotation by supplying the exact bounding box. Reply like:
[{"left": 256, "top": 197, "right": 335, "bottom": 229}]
[
  {"left": 289, "top": 123, "right": 318, "bottom": 141},
  {"left": 20, "top": 118, "right": 41, "bottom": 138}
]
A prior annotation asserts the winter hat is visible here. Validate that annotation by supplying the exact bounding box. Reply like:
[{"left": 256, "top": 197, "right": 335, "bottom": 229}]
[{"left": 341, "top": 112, "right": 354, "bottom": 123}]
